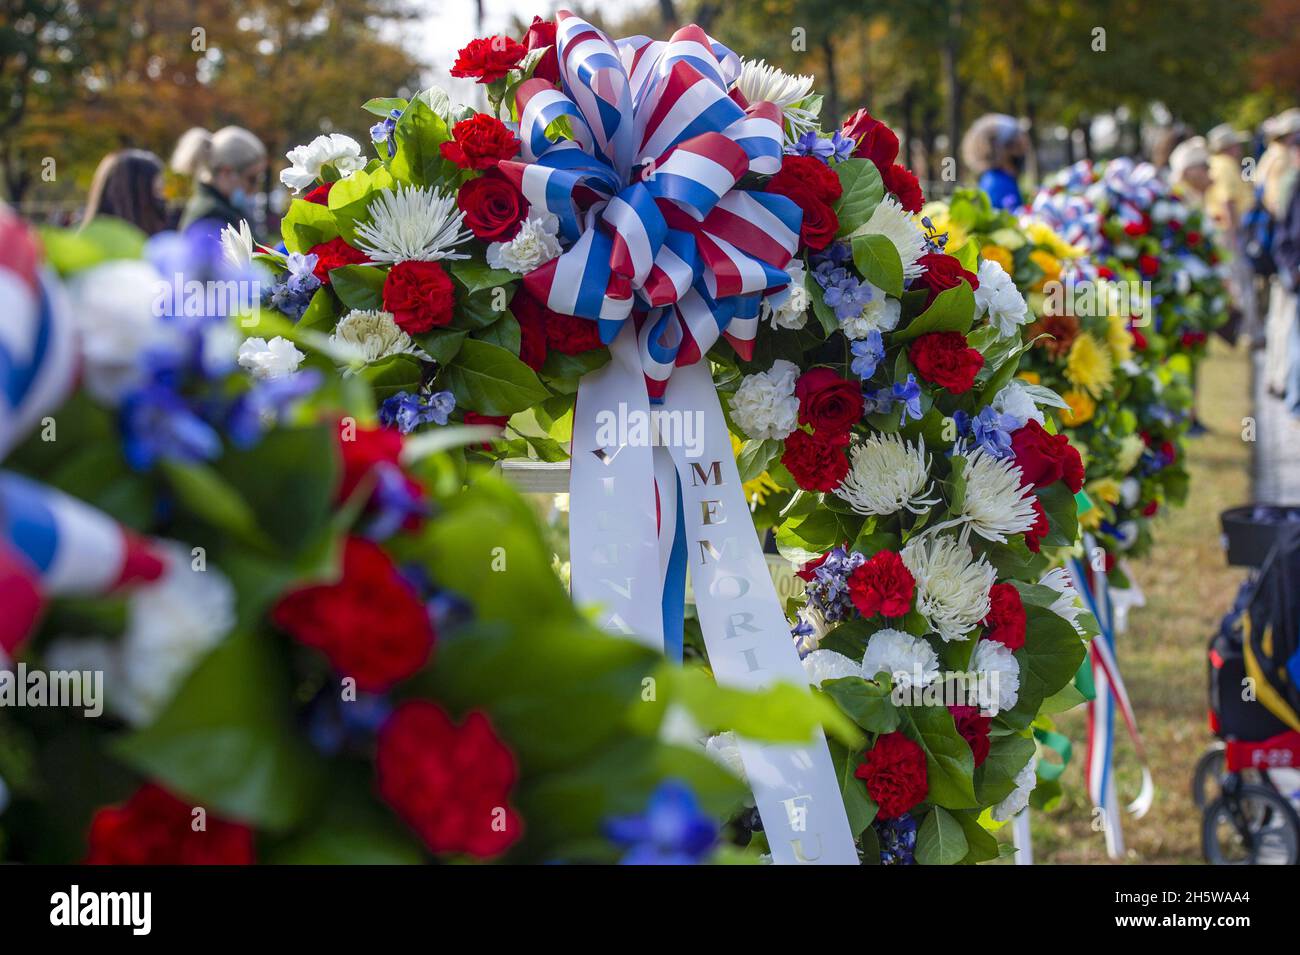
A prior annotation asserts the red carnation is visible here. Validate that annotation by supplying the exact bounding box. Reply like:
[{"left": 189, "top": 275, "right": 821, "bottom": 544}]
[
  {"left": 854, "top": 731, "right": 928, "bottom": 819},
  {"left": 795, "top": 367, "right": 864, "bottom": 434},
  {"left": 983, "top": 583, "right": 1027, "bottom": 651},
  {"left": 881, "top": 163, "right": 924, "bottom": 213},
  {"left": 449, "top": 36, "right": 527, "bottom": 84},
  {"left": 948, "top": 705, "right": 991, "bottom": 768},
  {"left": 304, "top": 182, "right": 333, "bottom": 205},
  {"left": 781, "top": 429, "right": 850, "bottom": 492},
  {"left": 1010, "top": 419, "right": 1085, "bottom": 493},
  {"left": 767, "top": 155, "right": 843, "bottom": 204},
  {"left": 1138, "top": 253, "right": 1160, "bottom": 277},
  {"left": 441, "top": 114, "right": 521, "bottom": 170},
  {"left": 914, "top": 252, "right": 978, "bottom": 306},
  {"left": 909, "top": 331, "right": 984, "bottom": 394},
  {"left": 1123, "top": 217, "right": 1150, "bottom": 237},
  {"left": 457, "top": 171, "right": 528, "bottom": 242},
  {"left": 523, "top": 16, "right": 559, "bottom": 84},
  {"left": 847, "top": 550, "right": 915, "bottom": 618},
  {"left": 511, "top": 287, "right": 603, "bottom": 371},
  {"left": 1186, "top": 230, "right": 1201, "bottom": 246},
  {"left": 271, "top": 536, "right": 434, "bottom": 691},
  {"left": 841, "top": 108, "right": 899, "bottom": 168},
  {"left": 382, "top": 260, "right": 456, "bottom": 333},
  {"left": 1142, "top": 499, "right": 1159, "bottom": 517},
  {"left": 337, "top": 421, "right": 403, "bottom": 500},
  {"left": 376, "top": 700, "right": 522, "bottom": 858},
  {"left": 309, "top": 236, "right": 370, "bottom": 284},
  {"left": 1024, "top": 497, "right": 1050, "bottom": 553},
  {"left": 87, "top": 783, "right": 254, "bottom": 865}
]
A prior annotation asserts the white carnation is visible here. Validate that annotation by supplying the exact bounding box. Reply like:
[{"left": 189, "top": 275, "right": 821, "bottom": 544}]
[
  {"left": 802, "top": 648, "right": 863, "bottom": 686},
  {"left": 728, "top": 360, "right": 800, "bottom": 440},
  {"left": 486, "top": 213, "right": 562, "bottom": 274},
  {"left": 237, "top": 336, "right": 304, "bottom": 380},
  {"left": 860, "top": 628, "right": 940, "bottom": 691},
  {"left": 762, "top": 261, "right": 809, "bottom": 330},
  {"left": 280, "top": 133, "right": 366, "bottom": 193},
  {"left": 974, "top": 258, "right": 1029, "bottom": 338},
  {"left": 840, "top": 291, "right": 901, "bottom": 340},
  {"left": 993, "top": 755, "right": 1038, "bottom": 821},
  {"left": 991, "top": 379, "right": 1045, "bottom": 427},
  {"left": 705, "top": 731, "right": 749, "bottom": 783},
  {"left": 902, "top": 534, "right": 996, "bottom": 643},
  {"left": 972, "top": 638, "right": 1021, "bottom": 716}
]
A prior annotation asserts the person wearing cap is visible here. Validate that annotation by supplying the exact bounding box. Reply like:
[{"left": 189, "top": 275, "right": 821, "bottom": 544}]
[
  {"left": 961, "top": 113, "right": 1031, "bottom": 212},
  {"left": 1270, "top": 122, "right": 1300, "bottom": 418},
  {"left": 1261, "top": 110, "right": 1300, "bottom": 395}
]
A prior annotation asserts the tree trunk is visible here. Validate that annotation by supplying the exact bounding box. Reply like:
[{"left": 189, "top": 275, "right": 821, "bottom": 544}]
[
  {"left": 821, "top": 34, "right": 840, "bottom": 123},
  {"left": 941, "top": 1, "right": 964, "bottom": 178},
  {"left": 657, "top": 0, "right": 678, "bottom": 28}
]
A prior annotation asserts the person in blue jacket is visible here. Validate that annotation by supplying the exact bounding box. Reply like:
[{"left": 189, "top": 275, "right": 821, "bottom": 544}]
[{"left": 961, "top": 114, "right": 1030, "bottom": 212}]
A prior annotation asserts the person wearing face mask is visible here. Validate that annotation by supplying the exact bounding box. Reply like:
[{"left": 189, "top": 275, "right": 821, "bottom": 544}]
[
  {"left": 961, "top": 113, "right": 1030, "bottom": 212},
  {"left": 82, "top": 149, "right": 170, "bottom": 235},
  {"left": 170, "top": 125, "right": 267, "bottom": 236}
]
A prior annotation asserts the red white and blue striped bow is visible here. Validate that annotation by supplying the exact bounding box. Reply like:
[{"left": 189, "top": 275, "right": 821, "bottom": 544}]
[{"left": 498, "top": 10, "right": 801, "bottom": 399}]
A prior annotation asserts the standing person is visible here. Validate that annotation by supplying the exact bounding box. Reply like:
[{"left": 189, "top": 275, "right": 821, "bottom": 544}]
[
  {"left": 1169, "top": 137, "right": 1214, "bottom": 433},
  {"left": 1206, "top": 124, "right": 1260, "bottom": 344},
  {"left": 1261, "top": 110, "right": 1300, "bottom": 397},
  {"left": 1271, "top": 124, "right": 1300, "bottom": 421},
  {"left": 82, "top": 149, "right": 169, "bottom": 235},
  {"left": 170, "top": 126, "right": 267, "bottom": 237},
  {"left": 961, "top": 114, "right": 1030, "bottom": 212}
]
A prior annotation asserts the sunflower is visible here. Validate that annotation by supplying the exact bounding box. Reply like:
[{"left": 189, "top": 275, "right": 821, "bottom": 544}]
[
  {"left": 1064, "top": 332, "right": 1114, "bottom": 397},
  {"left": 981, "top": 244, "right": 1014, "bottom": 274},
  {"left": 1059, "top": 389, "right": 1097, "bottom": 426}
]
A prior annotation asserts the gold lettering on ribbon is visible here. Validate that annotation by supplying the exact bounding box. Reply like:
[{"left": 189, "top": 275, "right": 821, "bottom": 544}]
[
  {"left": 700, "top": 499, "right": 725, "bottom": 525},
  {"left": 689, "top": 460, "right": 723, "bottom": 487},
  {"left": 790, "top": 833, "right": 824, "bottom": 863}
]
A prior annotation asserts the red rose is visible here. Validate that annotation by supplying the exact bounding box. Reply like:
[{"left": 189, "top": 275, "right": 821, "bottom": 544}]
[
  {"left": 1097, "top": 266, "right": 1116, "bottom": 280},
  {"left": 795, "top": 367, "right": 864, "bottom": 434},
  {"left": 1024, "top": 497, "right": 1049, "bottom": 553},
  {"left": 337, "top": 421, "right": 402, "bottom": 500},
  {"left": 881, "top": 163, "right": 924, "bottom": 213},
  {"left": 1138, "top": 253, "right": 1159, "bottom": 277},
  {"left": 983, "top": 583, "right": 1026, "bottom": 651},
  {"left": 309, "top": 236, "right": 370, "bottom": 284},
  {"left": 767, "top": 155, "right": 843, "bottom": 204},
  {"left": 523, "top": 16, "right": 559, "bottom": 84},
  {"left": 909, "top": 331, "right": 984, "bottom": 394},
  {"left": 948, "top": 705, "right": 991, "bottom": 768},
  {"left": 791, "top": 189, "right": 839, "bottom": 250},
  {"left": 440, "top": 114, "right": 521, "bottom": 170},
  {"left": 854, "top": 731, "right": 928, "bottom": 819},
  {"left": 449, "top": 36, "right": 527, "bottom": 84},
  {"left": 848, "top": 550, "right": 916, "bottom": 618},
  {"left": 383, "top": 260, "right": 456, "bottom": 333},
  {"left": 457, "top": 172, "right": 528, "bottom": 242},
  {"left": 1142, "top": 499, "right": 1159, "bottom": 517},
  {"left": 272, "top": 537, "right": 434, "bottom": 691},
  {"left": 87, "top": 783, "right": 254, "bottom": 865},
  {"left": 1010, "top": 419, "right": 1085, "bottom": 493},
  {"left": 781, "top": 429, "right": 850, "bottom": 492},
  {"left": 376, "top": 700, "right": 522, "bottom": 858},
  {"left": 304, "top": 182, "right": 333, "bottom": 205},
  {"left": 914, "top": 252, "right": 978, "bottom": 306},
  {"left": 841, "top": 108, "right": 899, "bottom": 168}
]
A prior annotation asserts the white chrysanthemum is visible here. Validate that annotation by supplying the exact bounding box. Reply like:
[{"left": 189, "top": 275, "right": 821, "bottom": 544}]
[
  {"left": 328, "top": 309, "right": 421, "bottom": 367},
  {"left": 902, "top": 534, "right": 996, "bottom": 643},
  {"left": 950, "top": 449, "right": 1040, "bottom": 543},
  {"left": 991, "top": 379, "right": 1045, "bottom": 427},
  {"left": 972, "top": 638, "right": 1021, "bottom": 716},
  {"left": 974, "top": 258, "right": 1030, "bottom": 338},
  {"left": 237, "top": 336, "right": 304, "bottom": 380},
  {"left": 762, "top": 261, "right": 809, "bottom": 330},
  {"left": 860, "top": 628, "right": 940, "bottom": 691},
  {"left": 728, "top": 359, "right": 800, "bottom": 440},
  {"left": 735, "top": 59, "right": 818, "bottom": 142},
  {"left": 834, "top": 434, "right": 940, "bottom": 516},
  {"left": 802, "top": 649, "right": 862, "bottom": 686},
  {"left": 486, "top": 212, "right": 562, "bottom": 273},
  {"left": 1038, "top": 567, "right": 1086, "bottom": 634},
  {"left": 353, "top": 184, "right": 472, "bottom": 263},
  {"left": 993, "top": 755, "right": 1037, "bottom": 821},
  {"left": 705, "top": 731, "right": 749, "bottom": 784},
  {"left": 856, "top": 196, "right": 927, "bottom": 279},
  {"left": 840, "top": 293, "right": 901, "bottom": 340},
  {"left": 280, "top": 133, "right": 366, "bottom": 192},
  {"left": 221, "top": 219, "right": 256, "bottom": 268}
]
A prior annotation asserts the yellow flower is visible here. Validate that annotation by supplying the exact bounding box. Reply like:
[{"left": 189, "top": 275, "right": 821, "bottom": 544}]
[
  {"left": 1059, "top": 389, "right": 1096, "bottom": 426},
  {"left": 731, "top": 434, "right": 782, "bottom": 506},
  {"left": 1106, "top": 313, "right": 1134, "bottom": 364},
  {"left": 1088, "top": 477, "right": 1122, "bottom": 505},
  {"left": 1079, "top": 504, "right": 1105, "bottom": 531},
  {"left": 919, "top": 202, "right": 967, "bottom": 249},
  {"left": 1064, "top": 332, "right": 1113, "bottom": 398},
  {"left": 1029, "top": 249, "right": 1061, "bottom": 291},
  {"left": 981, "top": 244, "right": 1014, "bottom": 273},
  {"left": 1017, "top": 371, "right": 1041, "bottom": 385},
  {"left": 1026, "top": 221, "right": 1086, "bottom": 260},
  {"left": 989, "top": 227, "right": 1026, "bottom": 251},
  {"left": 1116, "top": 434, "right": 1145, "bottom": 473}
]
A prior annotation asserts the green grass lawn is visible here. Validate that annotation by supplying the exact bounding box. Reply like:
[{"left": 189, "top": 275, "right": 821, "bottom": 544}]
[{"left": 1026, "top": 338, "right": 1251, "bottom": 864}]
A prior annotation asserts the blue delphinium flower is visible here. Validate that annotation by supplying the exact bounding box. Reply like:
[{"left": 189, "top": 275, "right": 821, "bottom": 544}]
[
  {"left": 370, "top": 107, "right": 403, "bottom": 158},
  {"left": 875, "top": 813, "right": 917, "bottom": 864},
  {"left": 865, "top": 374, "right": 922, "bottom": 426},
  {"left": 119, "top": 383, "right": 223, "bottom": 471},
  {"left": 850, "top": 330, "right": 886, "bottom": 381},
  {"left": 365, "top": 462, "right": 431, "bottom": 541},
  {"left": 791, "top": 615, "right": 817, "bottom": 659},
  {"left": 811, "top": 243, "right": 876, "bottom": 322},
  {"left": 788, "top": 130, "right": 855, "bottom": 163},
  {"left": 379, "top": 389, "right": 456, "bottom": 434},
  {"left": 267, "top": 251, "right": 322, "bottom": 321},
  {"left": 225, "top": 369, "right": 323, "bottom": 448},
  {"left": 953, "top": 405, "right": 1018, "bottom": 459},
  {"left": 604, "top": 780, "right": 718, "bottom": 865},
  {"left": 305, "top": 689, "right": 393, "bottom": 756},
  {"left": 802, "top": 545, "right": 866, "bottom": 622}
]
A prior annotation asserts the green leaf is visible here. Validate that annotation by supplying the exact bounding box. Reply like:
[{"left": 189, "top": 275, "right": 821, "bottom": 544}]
[
  {"left": 449, "top": 259, "right": 519, "bottom": 296},
  {"left": 851, "top": 233, "right": 905, "bottom": 297},
  {"left": 329, "top": 264, "right": 387, "bottom": 312},
  {"left": 326, "top": 166, "right": 396, "bottom": 244},
  {"left": 539, "top": 347, "right": 611, "bottom": 388},
  {"left": 1005, "top": 604, "right": 1089, "bottom": 728},
  {"left": 834, "top": 158, "right": 885, "bottom": 236},
  {"left": 439, "top": 339, "right": 548, "bottom": 415},
  {"left": 472, "top": 313, "right": 522, "bottom": 354},
  {"left": 388, "top": 98, "right": 456, "bottom": 187},
  {"left": 737, "top": 438, "right": 782, "bottom": 483},
  {"left": 160, "top": 460, "right": 271, "bottom": 550},
  {"left": 1036, "top": 480, "right": 1080, "bottom": 548},
  {"left": 809, "top": 281, "right": 840, "bottom": 336},
  {"left": 953, "top": 808, "right": 1000, "bottom": 863},
  {"left": 830, "top": 738, "right": 877, "bottom": 837},
  {"left": 296, "top": 285, "right": 340, "bottom": 332},
  {"left": 38, "top": 219, "right": 147, "bottom": 275},
  {"left": 974, "top": 732, "right": 1035, "bottom": 804},
  {"left": 414, "top": 327, "right": 468, "bottom": 365},
  {"left": 890, "top": 282, "right": 977, "bottom": 342},
  {"left": 357, "top": 352, "right": 424, "bottom": 400},
  {"left": 915, "top": 806, "right": 968, "bottom": 865},
  {"left": 1040, "top": 682, "right": 1087, "bottom": 715},
  {"left": 901, "top": 705, "right": 977, "bottom": 809},
  {"left": 362, "top": 96, "right": 408, "bottom": 117},
  {"left": 280, "top": 199, "right": 339, "bottom": 254},
  {"left": 821, "top": 677, "right": 900, "bottom": 734}
]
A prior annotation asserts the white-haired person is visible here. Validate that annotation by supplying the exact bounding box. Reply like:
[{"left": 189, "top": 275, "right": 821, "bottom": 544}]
[
  {"left": 170, "top": 125, "right": 267, "bottom": 236},
  {"left": 961, "top": 113, "right": 1030, "bottom": 212},
  {"left": 1260, "top": 110, "right": 1300, "bottom": 397},
  {"left": 1207, "top": 124, "right": 1261, "bottom": 345}
]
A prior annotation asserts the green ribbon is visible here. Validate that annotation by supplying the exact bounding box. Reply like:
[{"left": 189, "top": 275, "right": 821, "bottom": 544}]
[{"left": 1033, "top": 727, "right": 1073, "bottom": 781}]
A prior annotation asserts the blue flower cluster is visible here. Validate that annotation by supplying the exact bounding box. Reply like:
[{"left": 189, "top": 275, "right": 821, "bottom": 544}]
[
  {"left": 863, "top": 373, "right": 923, "bottom": 427},
  {"left": 379, "top": 389, "right": 456, "bottom": 434},
  {"left": 802, "top": 545, "right": 866, "bottom": 623},
  {"left": 952, "top": 406, "right": 1019, "bottom": 459},
  {"left": 788, "top": 130, "right": 854, "bottom": 163},
  {"left": 370, "top": 107, "right": 403, "bottom": 159},
  {"left": 604, "top": 780, "right": 718, "bottom": 865},
  {"left": 811, "top": 242, "right": 878, "bottom": 323},
  {"left": 266, "top": 251, "right": 321, "bottom": 321},
  {"left": 874, "top": 813, "right": 917, "bottom": 864}
]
